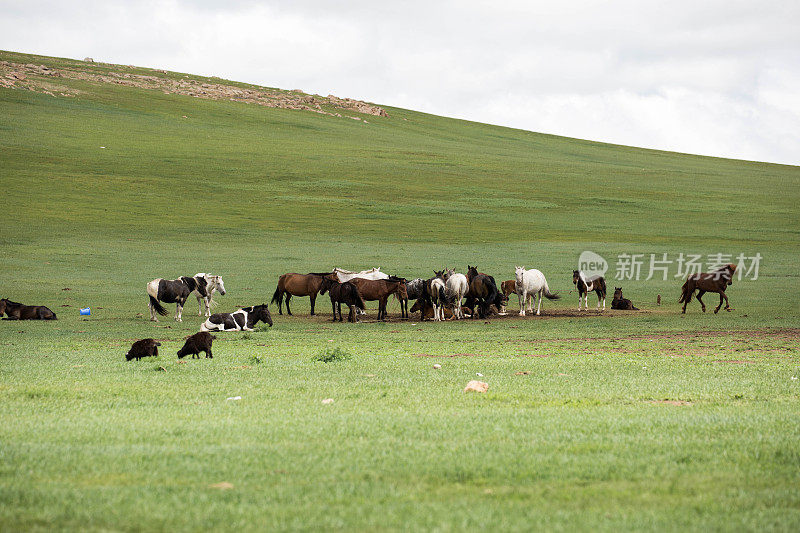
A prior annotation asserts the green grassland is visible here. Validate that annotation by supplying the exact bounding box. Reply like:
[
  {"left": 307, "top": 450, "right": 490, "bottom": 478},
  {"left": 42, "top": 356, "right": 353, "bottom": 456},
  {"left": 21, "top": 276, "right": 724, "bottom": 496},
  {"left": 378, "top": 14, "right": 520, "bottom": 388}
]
[{"left": 1, "top": 50, "right": 799, "bottom": 531}]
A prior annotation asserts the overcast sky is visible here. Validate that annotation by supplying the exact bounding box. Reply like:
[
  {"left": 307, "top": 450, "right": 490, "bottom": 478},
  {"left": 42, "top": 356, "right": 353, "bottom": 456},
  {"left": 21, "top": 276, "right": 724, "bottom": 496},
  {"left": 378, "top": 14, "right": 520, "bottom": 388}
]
[{"left": 2, "top": 0, "right": 799, "bottom": 165}]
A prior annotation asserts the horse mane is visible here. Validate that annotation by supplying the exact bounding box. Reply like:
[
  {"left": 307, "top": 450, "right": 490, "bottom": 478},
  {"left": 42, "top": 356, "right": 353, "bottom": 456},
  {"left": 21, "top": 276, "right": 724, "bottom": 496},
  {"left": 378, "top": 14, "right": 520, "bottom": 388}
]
[
  {"left": 2, "top": 299, "right": 22, "bottom": 306},
  {"left": 181, "top": 276, "right": 198, "bottom": 292}
]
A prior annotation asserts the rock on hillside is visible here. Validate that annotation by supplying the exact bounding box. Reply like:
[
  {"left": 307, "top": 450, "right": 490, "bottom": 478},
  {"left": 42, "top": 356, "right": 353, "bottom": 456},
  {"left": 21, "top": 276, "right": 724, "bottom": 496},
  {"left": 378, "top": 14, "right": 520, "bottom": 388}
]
[{"left": 0, "top": 60, "right": 388, "bottom": 119}]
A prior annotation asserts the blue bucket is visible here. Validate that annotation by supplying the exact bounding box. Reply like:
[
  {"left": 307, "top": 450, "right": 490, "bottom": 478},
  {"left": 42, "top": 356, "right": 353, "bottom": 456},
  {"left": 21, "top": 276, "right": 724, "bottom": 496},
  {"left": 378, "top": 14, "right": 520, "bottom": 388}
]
[{"left": 79, "top": 308, "right": 91, "bottom": 316}]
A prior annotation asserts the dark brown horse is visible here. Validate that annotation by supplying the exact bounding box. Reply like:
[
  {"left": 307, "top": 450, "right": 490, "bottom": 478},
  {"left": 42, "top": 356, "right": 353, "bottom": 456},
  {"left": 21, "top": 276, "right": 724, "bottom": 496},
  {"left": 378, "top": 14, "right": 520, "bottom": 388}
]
[
  {"left": 679, "top": 264, "right": 737, "bottom": 314},
  {"left": 271, "top": 272, "right": 330, "bottom": 316},
  {"left": 465, "top": 266, "right": 506, "bottom": 318},
  {"left": 348, "top": 278, "right": 408, "bottom": 320},
  {"left": 0, "top": 299, "right": 57, "bottom": 320},
  {"left": 611, "top": 287, "right": 638, "bottom": 310},
  {"left": 319, "top": 277, "right": 367, "bottom": 323}
]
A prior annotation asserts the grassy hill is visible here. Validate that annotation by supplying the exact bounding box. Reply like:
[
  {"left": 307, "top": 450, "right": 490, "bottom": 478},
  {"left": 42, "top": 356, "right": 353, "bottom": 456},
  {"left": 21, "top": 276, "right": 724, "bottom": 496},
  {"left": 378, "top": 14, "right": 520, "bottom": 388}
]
[{"left": 1, "top": 50, "right": 799, "bottom": 531}]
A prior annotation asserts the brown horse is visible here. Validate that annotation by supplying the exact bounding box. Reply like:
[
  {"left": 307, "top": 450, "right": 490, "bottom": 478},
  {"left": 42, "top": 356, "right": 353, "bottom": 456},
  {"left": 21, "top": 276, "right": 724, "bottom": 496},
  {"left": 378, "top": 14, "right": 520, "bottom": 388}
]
[
  {"left": 319, "top": 277, "right": 367, "bottom": 322},
  {"left": 0, "top": 299, "right": 57, "bottom": 320},
  {"left": 611, "top": 287, "right": 638, "bottom": 310},
  {"left": 271, "top": 272, "right": 330, "bottom": 316},
  {"left": 465, "top": 266, "right": 506, "bottom": 318},
  {"left": 679, "top": 264, "right": 737, "bottom": 314},
  {"left": 347, "top": 278, "right": 408, "bottom": 320},
  {"left": 500, "top": 280, "right": 515, "bottom": 313}
]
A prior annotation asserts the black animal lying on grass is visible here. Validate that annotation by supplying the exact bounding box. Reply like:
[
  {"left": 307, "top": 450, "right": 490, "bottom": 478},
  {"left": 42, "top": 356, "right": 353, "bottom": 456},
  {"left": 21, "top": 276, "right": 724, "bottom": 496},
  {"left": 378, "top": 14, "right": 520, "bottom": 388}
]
[
  {"left": 126, "top": 338, "right": 161, "bottom": 361},
  {"left": 611, "top": 287, "right": 639, "bottom": 310},
  {"left": 177, "top": 331, "right": 216, "bottom": 359},
  {"left": 0, "top": 298, "right": 57, "bottom": 320}
]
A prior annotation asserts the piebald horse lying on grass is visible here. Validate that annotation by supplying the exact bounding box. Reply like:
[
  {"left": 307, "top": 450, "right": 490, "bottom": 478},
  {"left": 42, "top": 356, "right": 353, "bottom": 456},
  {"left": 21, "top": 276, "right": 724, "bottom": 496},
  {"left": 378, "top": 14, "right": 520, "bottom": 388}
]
[{"left": 201, "top": 304, "right": 272, "bottom": 331}]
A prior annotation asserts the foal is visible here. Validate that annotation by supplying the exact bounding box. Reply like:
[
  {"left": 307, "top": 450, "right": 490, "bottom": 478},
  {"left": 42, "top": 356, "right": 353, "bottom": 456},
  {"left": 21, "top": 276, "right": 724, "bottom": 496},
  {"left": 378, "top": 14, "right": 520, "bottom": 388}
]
[{"left": 572, "top": 270, "right": 606, "bottom": 311}]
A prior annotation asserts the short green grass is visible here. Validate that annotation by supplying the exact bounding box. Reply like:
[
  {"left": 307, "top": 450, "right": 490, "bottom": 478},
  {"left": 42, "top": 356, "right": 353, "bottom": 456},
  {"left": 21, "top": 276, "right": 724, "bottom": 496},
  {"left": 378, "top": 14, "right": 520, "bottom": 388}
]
[{"left": 1, "top": 50, "right": 799, "bottom": 531}]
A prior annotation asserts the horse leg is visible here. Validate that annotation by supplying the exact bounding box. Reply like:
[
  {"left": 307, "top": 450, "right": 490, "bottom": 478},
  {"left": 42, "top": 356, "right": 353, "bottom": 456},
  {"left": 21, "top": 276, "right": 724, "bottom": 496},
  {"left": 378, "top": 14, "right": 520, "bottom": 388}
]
[
  {"left": 519, "top": 290, "right": 526, "bottom": 316},
  {"left": 536, "top": 290, "right": 542, "bottom": 316},
  {"left": 696, "top": 290, "right": 707, "bottom": 312},
  {"left": 331, "top": 299, "right": 337, "bottom": 321},
  {"left": 310, "top": 293, "right": 316, "bottom": 316},
  {"left": 149, "top": 300, "right": 156, "bottom": 321},
  {"left": 723, "top": 291, "right": 731, "bottom": 311},
  {"left": 285, "top": 294, "right": 293, "bottom": 316},
  {"left": 714, "top": 292, "right": 725, "bottom": 314},
  {"left": 577, "top": 292, "right": 582, "bottom": 311}
]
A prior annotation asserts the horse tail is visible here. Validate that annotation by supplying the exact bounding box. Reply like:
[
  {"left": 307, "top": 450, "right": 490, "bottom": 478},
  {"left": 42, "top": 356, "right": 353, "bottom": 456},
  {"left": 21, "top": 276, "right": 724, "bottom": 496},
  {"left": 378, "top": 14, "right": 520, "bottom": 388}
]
[
  {"left": 353, "top": 285, "right": 367, "bottom": 311},
  {"left": 678, "top": 280, "right": 691, "bottom": 303},
  {"left": 542, "top": 277, "right": 560, "bottom": 300},
  {"left": 438, "top": 285, "right": 446, "bottom": 305},
  {"left": 149, "top": 295, "right": 168, "bottom": 316},
  {"left": 631, "top": 304, "right": 639, "bottom": 310},
  {"left": 270, "top": 284, "right": 283, "bottom": 306},
  {"left": 598, "top": 277, "right": 607, "bottom": 297}
]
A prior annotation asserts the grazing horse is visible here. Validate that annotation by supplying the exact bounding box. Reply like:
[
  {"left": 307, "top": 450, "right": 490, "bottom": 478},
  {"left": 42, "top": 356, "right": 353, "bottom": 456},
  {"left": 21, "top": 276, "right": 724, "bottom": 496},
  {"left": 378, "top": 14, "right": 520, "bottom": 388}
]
[
  {"left": 271, "top": 272, "right": 330, "bottom": 316},
  {"left": 612, "top": 287, "right": 639, "bottom": 310},
  {"left": 679, "top": 264, "right": 736, "bottom": 314},
  {"left": 514, "top": 266, "right": 560, "bottom": 316},
  {"left": 201, "top": 304, "right": 273, "bottom": 331},
  {"left": 147, "top": 274, "right": 211, "bottom": 322},
  {"left": 500, "top": 280, "right": 516, "bottom": 313},
  {"left": 572, "top": 270, "right": 606, "bottom": 311},
  {"left": 443, "top": 268, "right": 469, "bottom": 319},
  {"left": 348, "top": 278, "right": 408, "bottom": 320},
  {"left": 193, "top": 273, "right": 227, "bottom": 316},
  {"left": 0, "top": 299, "right": 57, "bottom": 320},
  {"left": 465, "top": 266, "right": 506, "bottom": 319},
  {"left": 421, "top": 272, "right": 447, "bottom": 322},
  {"left": 319, "top": 277, "right": 367, "bottom": 323},
  {"left": 332, "top": 267, "right": 389, "bottom": 282}
]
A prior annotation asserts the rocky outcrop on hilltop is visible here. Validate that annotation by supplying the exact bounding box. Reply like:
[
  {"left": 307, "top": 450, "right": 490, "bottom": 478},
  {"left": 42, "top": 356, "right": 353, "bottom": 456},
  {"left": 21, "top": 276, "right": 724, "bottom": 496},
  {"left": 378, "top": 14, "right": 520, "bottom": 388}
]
[{"left": 0, "top": 60, "right": 388, "bottom": 119}]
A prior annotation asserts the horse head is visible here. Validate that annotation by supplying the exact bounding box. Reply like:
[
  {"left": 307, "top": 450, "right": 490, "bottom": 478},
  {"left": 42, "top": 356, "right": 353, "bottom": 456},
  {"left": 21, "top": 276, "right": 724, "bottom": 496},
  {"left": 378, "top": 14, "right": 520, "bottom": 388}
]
[
  {"left": 614, "top": 287, "right": 623, "bottom": 299},
  {"left": 255, "top": 304, "right": 273, "bottom": 327},
  {"left": 434, "top": 269, "right": 445, "bottom": 279},
  {"left": 319, "top": 276, "right": 334, "bottom": 295},
  {"left": 572, "top": 270, "right": 580, "bottom": 285},
  {"left": 467, "top": 265, "right": 479, "bottom": 281},
  {"left": 212, "top": 275, "right": 226, "bottom": 295},
  {"left": 515, "top": 266, "right": 525, "bottom": 281},
  {"left": 0, "top": 298, "right": 6, "bottom": 316}
]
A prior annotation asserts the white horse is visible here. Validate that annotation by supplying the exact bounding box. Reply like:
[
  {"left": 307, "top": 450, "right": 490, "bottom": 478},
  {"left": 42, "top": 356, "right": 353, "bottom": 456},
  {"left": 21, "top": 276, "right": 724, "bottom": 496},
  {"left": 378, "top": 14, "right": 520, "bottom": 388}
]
[
  {"left": 443, "top": 268, "right": 468, "bottom": 319},
  {"left": 193, "top": 273, "right": 227, "bottom": 316},
  {"left": 429, "top": 278, "right": 447, "bottom": 321},
  {"left": 514, "top": 266, "right": 560, "bottom": 316},
  {"left": 332, "top": 267, "right": 389, "bottom": 282}
]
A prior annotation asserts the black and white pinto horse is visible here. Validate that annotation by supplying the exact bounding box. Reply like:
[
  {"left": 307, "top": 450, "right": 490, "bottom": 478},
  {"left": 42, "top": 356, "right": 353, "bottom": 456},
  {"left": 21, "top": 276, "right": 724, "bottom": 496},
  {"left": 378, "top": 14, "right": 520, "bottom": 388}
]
[
  {"left": 201, "top": 304, "right": 273, "bottom": 332},
  {"left": 193, "top": 273, "right": 226, "bottom": 316},
  {"left": 147, "top": 273, "right": 220, "bottom": 322},
  {"left": 572, "top": 270, "right": 607, "bottom": 311}
]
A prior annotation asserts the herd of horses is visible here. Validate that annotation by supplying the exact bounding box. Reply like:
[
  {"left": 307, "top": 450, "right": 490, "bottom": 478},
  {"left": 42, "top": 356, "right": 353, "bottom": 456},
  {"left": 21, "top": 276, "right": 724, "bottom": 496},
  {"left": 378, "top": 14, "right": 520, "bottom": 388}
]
[{"left": 0, "top": 264, "right": 738, "bottom": 324}]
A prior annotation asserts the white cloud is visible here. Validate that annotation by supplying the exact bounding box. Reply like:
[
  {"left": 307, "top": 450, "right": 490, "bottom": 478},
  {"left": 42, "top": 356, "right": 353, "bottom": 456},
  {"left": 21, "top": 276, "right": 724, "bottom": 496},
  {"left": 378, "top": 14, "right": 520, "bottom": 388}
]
[{"left": 1, "top": 0, "right": 799, "bottom": 164}]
